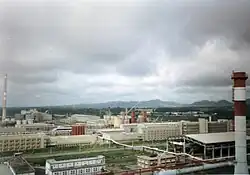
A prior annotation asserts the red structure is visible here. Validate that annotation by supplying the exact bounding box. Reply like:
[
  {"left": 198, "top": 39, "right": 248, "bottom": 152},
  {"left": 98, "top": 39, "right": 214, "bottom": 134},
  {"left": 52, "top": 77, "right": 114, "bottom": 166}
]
[
  {"left": 131, "top": 111, "right": 136, "bottom": 123},
  {"left": 71, "top": 124, "right": 86, "bottom": 135},
  {"left": 231, "top": 71, "right": 248, "bottom": 175}
]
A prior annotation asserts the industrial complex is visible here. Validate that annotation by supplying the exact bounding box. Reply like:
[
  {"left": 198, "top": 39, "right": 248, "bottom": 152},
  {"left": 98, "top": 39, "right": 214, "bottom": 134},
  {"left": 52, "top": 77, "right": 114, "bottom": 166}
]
[{"left": 0, "top": 71, "right": 249, "bottom": 175}]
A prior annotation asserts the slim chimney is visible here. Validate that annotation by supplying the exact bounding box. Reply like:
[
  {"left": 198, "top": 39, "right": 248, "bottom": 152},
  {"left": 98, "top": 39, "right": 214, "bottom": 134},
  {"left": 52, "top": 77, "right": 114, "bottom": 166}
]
[
  {"left": 232, "top": 71, "right": 249, "bottom": 175},
  {"left": 2, "top": 74, "right": 7, "bottom": 121}
]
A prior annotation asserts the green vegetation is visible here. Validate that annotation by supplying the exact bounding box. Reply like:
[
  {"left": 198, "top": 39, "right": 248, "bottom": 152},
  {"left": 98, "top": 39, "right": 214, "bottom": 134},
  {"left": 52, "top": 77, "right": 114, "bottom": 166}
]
[
  {"left": 4, "top": 105, "right": 244, "bottom": 121},
  {"left": 26, "top": 149, "right": 150, "bottom": 172}
]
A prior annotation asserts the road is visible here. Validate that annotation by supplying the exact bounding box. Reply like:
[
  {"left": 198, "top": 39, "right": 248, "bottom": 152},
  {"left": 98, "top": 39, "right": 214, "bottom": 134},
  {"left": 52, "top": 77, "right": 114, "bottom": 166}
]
[
  {"left": 0, "top": 142, "right": 167, "bottom": 160},
  {"left": 24, "top": 147, "right": 126, "bottom": 158}
]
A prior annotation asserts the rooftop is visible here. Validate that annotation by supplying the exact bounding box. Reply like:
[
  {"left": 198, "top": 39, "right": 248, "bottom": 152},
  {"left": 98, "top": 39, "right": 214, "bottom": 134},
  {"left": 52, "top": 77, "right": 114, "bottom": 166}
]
[
  {"left": 0, "top": 127, "right": 26, "bottom": 133},
  {"left": 50, "top": 135, "right": 97, "bottom": 145},
  {"left": 137, "top": 154, "right": 175, "bottom": 161},
  {"left": 8, "top": 156, "right": 35, "bottom": 174},
  {"left": 47, "top": 155, "right": 104, "bottom": 164},
  {"left": 0, "top": 164, "right": 12, "bottom": 175},
  {"left": 107, "top": 132, "right": 141, "bottom": 141},
  {"left": 0, "top": 133, "right": 47, "bottom": 140},
  {"left": 185, "top": 132, "right": 250, "bottom": 144},
  {"left": 98, "top": 128, "right": 125, "bottom": 133}
]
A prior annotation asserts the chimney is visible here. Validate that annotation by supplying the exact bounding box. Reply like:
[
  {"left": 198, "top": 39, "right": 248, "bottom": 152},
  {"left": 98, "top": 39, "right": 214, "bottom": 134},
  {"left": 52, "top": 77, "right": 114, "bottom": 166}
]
[
  {"left": 2, "top": 74, "right": 7, "bottom": 121},
  {"left": 232, "top": 71, "right": 249, "bottom": 175}
]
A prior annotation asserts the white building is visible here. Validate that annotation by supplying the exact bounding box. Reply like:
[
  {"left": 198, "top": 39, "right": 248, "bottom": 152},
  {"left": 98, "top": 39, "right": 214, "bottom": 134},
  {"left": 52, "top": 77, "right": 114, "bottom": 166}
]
[
  {"left": 49, "top": 135, "right": 97, "bottom": 148},
  {"left": 120, "top": 123, "right": 138, "bottom": 132},
  {"left": 45, "top": 155, "right": 105, "bottom": 175},
  {"left": 137, "top": 154, "right": 176, "bottom": 168},
  {"left": 137, "top": 122, "right": 181, "bottom": 141}
]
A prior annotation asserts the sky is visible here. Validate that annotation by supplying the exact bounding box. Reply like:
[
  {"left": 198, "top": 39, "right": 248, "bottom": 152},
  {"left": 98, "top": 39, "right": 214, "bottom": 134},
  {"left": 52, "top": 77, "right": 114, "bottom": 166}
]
[{"left": 1, "top": 0, "right": 250, "bottom": 107}]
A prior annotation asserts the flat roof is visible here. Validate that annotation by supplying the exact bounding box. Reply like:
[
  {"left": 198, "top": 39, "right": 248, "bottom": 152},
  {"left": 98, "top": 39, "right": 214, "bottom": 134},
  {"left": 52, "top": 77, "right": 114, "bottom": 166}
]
[
  {"left": 98, "top": 128, "right": 125, "bottom": 133},
  {"left": 0, "top": 133, "right": 47, "bottom": 140},
  {"left": 8, "top": 156, "right": 35, "bottom": 174},
  {"left": 137, "top": 154, "right": 175, "bottom": 160},
  {"left": 185, "top": 132, "right": 250, "bottom": 144},
  {"left": 0, "top": 164, "right": 12, "bottom": 175},
  {"left": 47, "top": 155, "right": 104, "bottom": 164},
  {"left": 50, "top": 135, "right": 96, "bottom": 145}
]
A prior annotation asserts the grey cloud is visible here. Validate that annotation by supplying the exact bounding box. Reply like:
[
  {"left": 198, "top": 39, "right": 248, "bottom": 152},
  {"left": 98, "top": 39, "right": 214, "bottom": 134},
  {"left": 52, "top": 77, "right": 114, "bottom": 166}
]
[
  {"left": 1, "top": 0, "right": 250, "bottom": 106},
  {"left": 180, "top": 75, "right": 232, "bottom": 88}
]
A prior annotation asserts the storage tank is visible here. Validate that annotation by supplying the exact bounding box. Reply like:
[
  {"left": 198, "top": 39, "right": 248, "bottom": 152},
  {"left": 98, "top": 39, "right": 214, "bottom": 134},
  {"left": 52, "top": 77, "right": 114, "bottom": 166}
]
[
  {"left": 16, "top": 120, "right": 21, "bottom": 125},
  {"left": 27, "top": 119, "right": 33, "bottom": 124},
  {"left": 71, "top": 124, "right": 86, "bottom": 135},
  {"left": 114, "top": 116, "right": 122, "bottom": 128},
  {"left": 22, "top": 120, "right": 27, "bottom": 124},
  {"left": 138, "top": 115, "right": 144, "bottom": 123}
]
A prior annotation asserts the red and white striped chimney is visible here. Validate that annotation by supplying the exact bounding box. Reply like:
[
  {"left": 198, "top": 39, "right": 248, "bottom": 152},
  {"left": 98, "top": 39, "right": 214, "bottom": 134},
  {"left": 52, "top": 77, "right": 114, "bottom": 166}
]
[{"left": 232, "top": 71, "right": 249, "bottom": 175}]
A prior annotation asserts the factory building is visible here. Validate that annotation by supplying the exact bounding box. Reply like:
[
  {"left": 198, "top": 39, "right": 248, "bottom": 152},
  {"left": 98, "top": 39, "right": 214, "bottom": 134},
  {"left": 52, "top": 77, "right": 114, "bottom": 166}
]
[
  {"left": 18, "top": 109, "right": 52, "bottom": 122},
  {"left": 134, "top": 119, "right": 231, "bottom": 142},
  {"left": 71, "top": 124, "right": 86, "bottom": 135},
  {"left": 137, "top": 154, "right": 176, "bottom": 168},
  {"left": 49, "top": 135, "right": 97, "bottom": 148},
  {"left": 6, "top": 156, "right": 35, "bottom": 175},
  {"left": 0, "top": 133, "right": 49, "bottom": 152},
  {"left": 45, "top": 155, "right": 105, "bottom": 175},
  {"left": 137, "top": 123, "right": 181, "bottom": 141},
  {"left": 208, "top": 121, "right": 228, "bottom": 133},
  {"left": 51, "top": 126, "right": 72, "bottom": 136},
  {"left": 85, "top": 121, "right": 107, "bottom": 135},
  {"left": 182, "top": 132, "right": 250, "bottom": 160},
  {"left": 15, "top": 122, "right": 55, "bottom": 132},
  {"left": 100, "top": 130, "right": 141, "bottom": 143},
  {"left": 0, "top": 127, "right": 26, "bottom": 134},
  {"left": 120, "top": 123, "right": 138, "bottom": 132},
  {"left": 180, "top": 121, "right": 200, "bottom": 135}
]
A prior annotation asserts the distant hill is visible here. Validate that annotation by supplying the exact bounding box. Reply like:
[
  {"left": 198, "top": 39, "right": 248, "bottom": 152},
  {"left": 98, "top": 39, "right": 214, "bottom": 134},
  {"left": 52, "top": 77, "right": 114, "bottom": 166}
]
[
  {"left": 190, "top": 100, "right": 233, "bottom": 107},
  {"left": 72, "top": 99, "right": 235, "bottom": 109},
  {"left": 74, "top": 99, "right": 182, "bottom": 109}
]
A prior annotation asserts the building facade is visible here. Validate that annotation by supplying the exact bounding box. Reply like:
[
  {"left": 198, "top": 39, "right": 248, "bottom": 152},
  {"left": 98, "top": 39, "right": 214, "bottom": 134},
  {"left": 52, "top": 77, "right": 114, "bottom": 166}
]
[
  {"left": 137, "top": 123, "right": 181, "bottom": 141},
  {"left": 71, "top": 124, "right": 86, "bottom": 135},
  {"left": 137, "top": 154, "right": 176, "bottom": 168},
  {"left": 45, "top": 155, "right": 105, "bottom": 175},
  {"left": 180, "top": 121, "right": 200, "bottom": 135},
  {"left": 0, "top": 133, "right": 48, "bottom": 152}
]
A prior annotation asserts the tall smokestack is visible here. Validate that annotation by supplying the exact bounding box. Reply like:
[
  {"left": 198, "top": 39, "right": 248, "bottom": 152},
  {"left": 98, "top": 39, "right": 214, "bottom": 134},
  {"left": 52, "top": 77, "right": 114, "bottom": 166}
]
[
  {"left": 2, "top": 74, "right": 7, "bottom": 121},
  {"left": 232, "top": 71, "right": 249, "bottom": 175}
]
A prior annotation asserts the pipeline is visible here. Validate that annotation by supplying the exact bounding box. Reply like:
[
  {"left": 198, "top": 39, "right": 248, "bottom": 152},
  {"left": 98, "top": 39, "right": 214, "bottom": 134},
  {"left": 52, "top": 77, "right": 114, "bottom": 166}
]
[
  {"left": 156, "top": 161, "right": 234, "bottom": 175},
  {"left": 98, "top": 136, "right": 204, "bottom": 161}
]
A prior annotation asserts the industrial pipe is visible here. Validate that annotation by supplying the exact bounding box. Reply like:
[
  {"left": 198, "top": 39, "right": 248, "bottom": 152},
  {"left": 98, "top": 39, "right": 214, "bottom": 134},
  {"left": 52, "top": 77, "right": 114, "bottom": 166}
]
[{"left": 156, "top": 161, "right": 234, "bottom": 175}]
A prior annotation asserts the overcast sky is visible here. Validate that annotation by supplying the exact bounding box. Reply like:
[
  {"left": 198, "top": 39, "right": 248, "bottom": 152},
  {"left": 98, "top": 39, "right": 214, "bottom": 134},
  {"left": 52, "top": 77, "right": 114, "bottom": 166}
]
[{"left": 1, "top": 0, "right": 250, "bottom": 107}]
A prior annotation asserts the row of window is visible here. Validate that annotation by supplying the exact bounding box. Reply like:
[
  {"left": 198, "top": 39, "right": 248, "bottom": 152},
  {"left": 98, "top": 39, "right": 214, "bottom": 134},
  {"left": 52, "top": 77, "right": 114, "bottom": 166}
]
[
  {"left": 51, "top": 160, "right": 104, "bottom": 170},
  {"left": 52, "top": 166, "right": 104, "bottom": 175}
]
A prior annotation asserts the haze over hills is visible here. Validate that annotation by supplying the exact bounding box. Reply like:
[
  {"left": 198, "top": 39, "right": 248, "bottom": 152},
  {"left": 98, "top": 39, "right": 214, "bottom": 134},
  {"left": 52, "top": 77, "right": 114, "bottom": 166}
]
[
  {"left": 190, "top": 100, "right": 233, "bottom": 107},
  {"left": 69, "top": 99, "right": 236, "bottom": 109}
]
